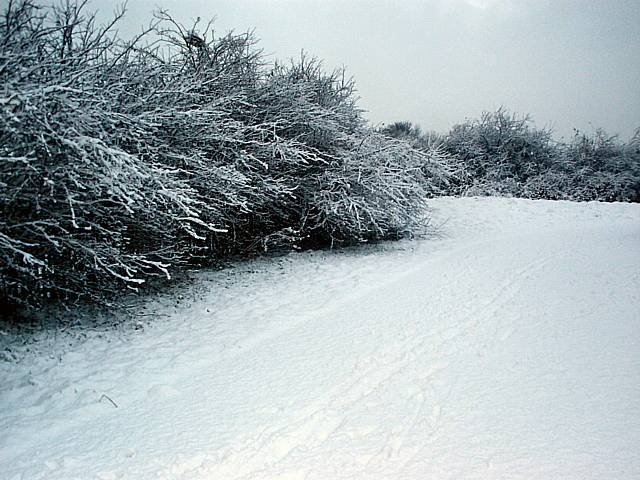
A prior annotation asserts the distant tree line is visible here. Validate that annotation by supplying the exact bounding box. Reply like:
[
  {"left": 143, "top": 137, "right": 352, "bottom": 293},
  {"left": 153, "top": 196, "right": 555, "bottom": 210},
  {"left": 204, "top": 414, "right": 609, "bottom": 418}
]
[{"left": 381, "top": 108, "right": 640, "bottom": 202}]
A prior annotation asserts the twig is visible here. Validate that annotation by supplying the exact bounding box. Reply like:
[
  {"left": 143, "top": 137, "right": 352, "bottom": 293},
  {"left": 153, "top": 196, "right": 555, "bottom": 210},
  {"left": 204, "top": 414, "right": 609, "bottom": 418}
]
[{"left": 100, "top": 393, "right": 118, "bottom": 408}]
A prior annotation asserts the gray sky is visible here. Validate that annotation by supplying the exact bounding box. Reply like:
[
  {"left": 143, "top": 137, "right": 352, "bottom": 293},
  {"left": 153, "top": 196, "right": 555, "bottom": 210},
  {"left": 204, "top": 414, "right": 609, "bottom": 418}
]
[{"left": 94, "top": 0, "right": 639, "bottom": 140}]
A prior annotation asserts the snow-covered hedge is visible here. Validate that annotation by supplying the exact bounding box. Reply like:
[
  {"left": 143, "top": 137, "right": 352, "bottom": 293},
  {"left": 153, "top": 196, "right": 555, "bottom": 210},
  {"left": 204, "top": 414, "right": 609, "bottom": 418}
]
[
  {"left": 382, "top": 111, "right": 640, "bottom": 203},
  {"left": 0, "top": 1, "right": 448, "bottom": 313}
]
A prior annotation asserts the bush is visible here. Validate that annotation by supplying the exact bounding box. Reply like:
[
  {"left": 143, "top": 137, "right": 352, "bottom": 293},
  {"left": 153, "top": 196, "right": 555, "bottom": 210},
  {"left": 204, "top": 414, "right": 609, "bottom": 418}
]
[
  {"left": 552, "top": 129, "right": 640, "bottom": 202},
  {"left": 438, "top": 108, "right": 639, "bottom": 202},
  {"left": 1, "top": 1, "right": 199, "bottom": 308},
  {"left": 378, "top": 122, "right": 459, "bottom": 197},
  {"left": 443, "top": 108, "right": 558, "bottom": 196},
  {"left": 0, "top": 1, "right": 448, "bottom": 313}
]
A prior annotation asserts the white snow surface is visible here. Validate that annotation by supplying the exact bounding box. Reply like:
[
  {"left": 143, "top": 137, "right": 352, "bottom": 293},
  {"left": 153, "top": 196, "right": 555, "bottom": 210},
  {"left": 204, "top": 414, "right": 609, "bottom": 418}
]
[{"left": 1, "top": 197, "right": 640, "bottom": 479}]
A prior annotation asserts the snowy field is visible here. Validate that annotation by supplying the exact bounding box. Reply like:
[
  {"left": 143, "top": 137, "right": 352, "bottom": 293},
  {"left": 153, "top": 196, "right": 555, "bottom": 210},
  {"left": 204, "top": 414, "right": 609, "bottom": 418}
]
[{"left": 1, "top": 197, "right": 639, "bottom": 480}]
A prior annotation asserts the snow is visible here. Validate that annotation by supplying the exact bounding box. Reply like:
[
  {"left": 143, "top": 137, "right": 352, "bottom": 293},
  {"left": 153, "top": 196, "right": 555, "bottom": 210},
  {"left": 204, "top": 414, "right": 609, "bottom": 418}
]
[{"left": 1, "top": 197, "right": 639, "bottom": 479}]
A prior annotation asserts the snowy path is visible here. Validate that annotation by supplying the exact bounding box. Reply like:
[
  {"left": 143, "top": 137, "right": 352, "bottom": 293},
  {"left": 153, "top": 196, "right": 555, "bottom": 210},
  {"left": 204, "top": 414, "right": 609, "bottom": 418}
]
[{"left": 1, "top": 198, "right": 639, "bottom": 479}]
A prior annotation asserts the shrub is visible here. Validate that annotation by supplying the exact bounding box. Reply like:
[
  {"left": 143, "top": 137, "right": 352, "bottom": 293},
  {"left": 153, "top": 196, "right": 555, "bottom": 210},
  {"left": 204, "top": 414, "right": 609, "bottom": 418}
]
[
  {"left": 1, "top": 1, "right": 201, "bottom": 308},
  {"left": 439, "top": 108, "right": 639, "bottom": 202},
  {"left": 443, "top": 108, "right": 558, "bottom": 196},
  {"left": 378, "top": 122, "right": 459, "bottom": 197},
  {"left": 0, "top": 1, "right": 449, "bottom": 313},
  {"left": 553, "top": 129, "right": 640, "bottom": 202}
]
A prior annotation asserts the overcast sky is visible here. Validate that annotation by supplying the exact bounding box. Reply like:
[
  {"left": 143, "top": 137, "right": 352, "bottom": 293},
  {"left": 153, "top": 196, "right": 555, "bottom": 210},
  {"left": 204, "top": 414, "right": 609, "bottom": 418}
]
[{"left": 91, "top": 0, "right": 639, "bottom": 140}]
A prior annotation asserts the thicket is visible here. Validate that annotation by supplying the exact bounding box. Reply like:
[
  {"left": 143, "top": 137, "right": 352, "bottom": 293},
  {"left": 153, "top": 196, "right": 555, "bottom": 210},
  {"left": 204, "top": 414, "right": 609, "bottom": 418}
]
[
  {"left": 540, "top": 128, "right": 640, "bottom": 202},
  {"left": 381, "top": 109, "right": 640, "bottom": 202},
  {"left": 1, "top": 0, "right": 449, "bottom": 313}
]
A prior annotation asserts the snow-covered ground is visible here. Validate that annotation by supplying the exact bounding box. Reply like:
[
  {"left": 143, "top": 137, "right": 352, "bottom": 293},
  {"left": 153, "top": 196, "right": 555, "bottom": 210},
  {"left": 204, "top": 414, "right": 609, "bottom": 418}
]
[{"left": 1, "top": 197, "right": 639, "bottom": 480}]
